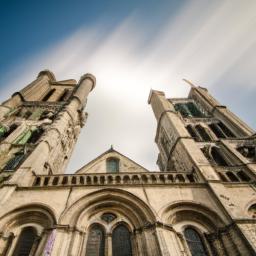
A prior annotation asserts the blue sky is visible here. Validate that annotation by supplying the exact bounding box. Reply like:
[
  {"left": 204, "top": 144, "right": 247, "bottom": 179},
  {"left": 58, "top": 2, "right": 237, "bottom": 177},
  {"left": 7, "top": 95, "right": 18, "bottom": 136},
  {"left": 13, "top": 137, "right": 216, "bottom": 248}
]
[
  {"left": 0, "top": 0, "right": 181, "bottom": 75},
  {"left": 0, "top": 0, "right": 255, "bottom": 172}
]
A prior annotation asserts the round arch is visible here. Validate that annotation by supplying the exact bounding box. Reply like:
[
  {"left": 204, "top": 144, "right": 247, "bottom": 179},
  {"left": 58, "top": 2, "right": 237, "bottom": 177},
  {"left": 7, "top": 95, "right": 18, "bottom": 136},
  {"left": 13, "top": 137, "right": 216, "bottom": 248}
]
[
  {"left": 159, "top": 201, "right": 227, "bottom": 232},
  {"left": 0, "top": 203, "right": 57, "bottom": 236}
]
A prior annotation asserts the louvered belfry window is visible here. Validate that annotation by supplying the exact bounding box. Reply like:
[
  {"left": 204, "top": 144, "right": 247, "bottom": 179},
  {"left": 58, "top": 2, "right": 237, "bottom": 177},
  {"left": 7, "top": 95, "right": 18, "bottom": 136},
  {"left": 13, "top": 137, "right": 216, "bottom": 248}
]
[
  {"left": 85, "top": 224, "right": 105, "bottom": 256},
  {"left": 13, "top": 227, "right": 37, "bottom": 256},
  {"left": 184, "top": 228, "right": 208, "bottom": 256},
  {"left": 112, "top": 224, "right": 132, "bottom": 256}
]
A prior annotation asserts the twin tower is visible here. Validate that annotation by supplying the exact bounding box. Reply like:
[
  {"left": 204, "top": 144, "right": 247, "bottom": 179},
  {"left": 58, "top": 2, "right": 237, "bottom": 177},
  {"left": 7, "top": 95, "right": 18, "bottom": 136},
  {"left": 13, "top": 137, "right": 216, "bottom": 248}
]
[{"left": 0, "top": 70, "right": 255, "bottom": 256}]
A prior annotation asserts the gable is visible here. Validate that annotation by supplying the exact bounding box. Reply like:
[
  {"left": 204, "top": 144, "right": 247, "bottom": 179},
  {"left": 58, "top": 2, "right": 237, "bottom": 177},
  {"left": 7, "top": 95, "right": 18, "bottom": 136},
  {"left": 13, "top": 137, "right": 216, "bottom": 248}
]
[{"left": 75, "top": 149, "right": 149, "bottom": 174}]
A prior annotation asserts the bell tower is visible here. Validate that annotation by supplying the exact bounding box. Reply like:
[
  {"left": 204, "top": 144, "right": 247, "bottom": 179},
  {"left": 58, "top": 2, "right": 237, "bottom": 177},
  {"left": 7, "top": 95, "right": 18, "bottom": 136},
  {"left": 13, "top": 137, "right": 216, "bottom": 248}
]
[
  {"left": 0, "top": 70, "right": 96, "bottom": 186},
  {"left": 148, "top": 81, "right": 255, "bottom": 181}
]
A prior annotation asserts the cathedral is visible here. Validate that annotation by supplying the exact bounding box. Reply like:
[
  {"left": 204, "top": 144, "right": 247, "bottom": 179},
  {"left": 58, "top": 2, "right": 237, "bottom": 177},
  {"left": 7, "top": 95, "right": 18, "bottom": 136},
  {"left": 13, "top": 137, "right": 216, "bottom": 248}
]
[{"left": 0, "top": 70, "right": 255, "bottom": 256}]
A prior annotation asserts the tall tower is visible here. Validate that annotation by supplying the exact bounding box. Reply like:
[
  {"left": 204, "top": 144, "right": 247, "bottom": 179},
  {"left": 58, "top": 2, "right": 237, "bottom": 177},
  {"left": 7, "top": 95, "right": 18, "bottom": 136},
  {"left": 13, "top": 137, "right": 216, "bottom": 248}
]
[
  {"left": 149, "top": 81, "right": 256, "bottom": 254},
  {"left": 0, "top": 70, "right": 96, "bottom": 186}
]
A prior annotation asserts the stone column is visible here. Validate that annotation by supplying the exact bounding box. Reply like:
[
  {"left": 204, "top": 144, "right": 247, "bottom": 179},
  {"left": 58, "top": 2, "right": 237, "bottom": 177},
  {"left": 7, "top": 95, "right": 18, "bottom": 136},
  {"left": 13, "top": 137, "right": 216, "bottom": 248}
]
[
  {"left": 143, "top": 228, "right": 162, "bottom": 256},
  {"left": 50, "top": 227, "right": 71, "bottom": 256},
  {"left": 106, "top": 233, "right": 112, "bottom": 256},
  {"left": 0, "top": 233, "right": 13, "bottom": 256}
]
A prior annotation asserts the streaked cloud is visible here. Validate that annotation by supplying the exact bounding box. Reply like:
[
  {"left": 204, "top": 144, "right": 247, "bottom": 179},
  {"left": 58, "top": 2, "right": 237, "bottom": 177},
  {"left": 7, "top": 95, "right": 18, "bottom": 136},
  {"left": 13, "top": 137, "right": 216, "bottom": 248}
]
[{"left": 0, "top": 0, "right": 255, "bottom": 172}]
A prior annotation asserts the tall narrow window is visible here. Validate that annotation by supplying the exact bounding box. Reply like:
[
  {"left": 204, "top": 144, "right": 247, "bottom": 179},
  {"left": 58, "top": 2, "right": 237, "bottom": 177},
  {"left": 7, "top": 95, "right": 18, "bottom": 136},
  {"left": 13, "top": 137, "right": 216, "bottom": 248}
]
[
  {"left": 226, "top": 172, "right": 239, "bottom": 182},
  {"left": 211, "top": 147, "right": 229, "bottom": 166},
  {"left": 106, "top": 158, "right": 119, "bottom": 173},
  {"left": 85, "top": 224, "right": 105, "bottom": 256},
  {"left": 0, "top": 125, "right": 7, "bottom": 138},
  {"left": 27, "top": 128, "right": 44, "bottom": 144},
  {"left": 186, "top": 125, "right": 200, "bottom": 141},
  {"left": 14, "top": 130, "right": 33, "bottom": 145},
  {"left": 237, "top": 171, "right": 251, "bottom": 182},
  {"left": 42, "top": 89, "right": 56, "bottom": 102},
  {"left": 3, "top": 152, "right": 26, "bottom": 171},
  {"left": 0, "top": 124, "right": 18, "bottom": 142},
  {"left": 112, "top": 224, "right": 132, "bottom": 256},
  {"left": 13, "top": 227, "right": 37, "bottom": 256},
  {"left": 58, "top": 89, "right": 70, "bottom": 102},
  {"left": 208, "top": 123, "right": 226, "bottom": 138},
  {"left": 195, "top": 125, "right": 212, "bottom": 142},
  {"left": 218, "top": 122, "right": 235, "bottom": 138},
  {"left": 184, "top": 228, "right": 208, "bottom": 256}
]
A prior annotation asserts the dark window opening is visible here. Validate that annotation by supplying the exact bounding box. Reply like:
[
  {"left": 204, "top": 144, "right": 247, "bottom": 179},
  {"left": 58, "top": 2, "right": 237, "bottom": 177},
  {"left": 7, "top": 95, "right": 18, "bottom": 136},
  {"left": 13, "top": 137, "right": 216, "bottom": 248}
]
[
  {"left": 34, "top": 177, "right": 41, "bottom": 186},
  {"left": 42, "top": 89, "right": 56, "bottom": 102},
  {"left": 27, "top": 128, "right": 44, "bottom": 144},
  {"left": 0, "top": 124, "right": 18, "bottom": 141},
  {"left": 52, "top": 177, "right": 59, "bottom": 185},
  {"left": 23, "top": 111, "right": 32, "bottom": 119},
  {"left": 3, "top": 152, "right": 26, "bottom": 171},
  {"left": 176, "top": 174, "right": 185, "bottom": 182},
  {"left": 85, "top": 224, "right": 105, "bottom": 256},
  {"left": 58, "top": 89, "right": 71, "bottom": 102},
  {"left": 208, "top": 123, "right": 226, "bottom": 138},
  {"left": 112, "top": 224, "right": 132, "bottom": 256},
  {"left": 237, "top": 146, "right": 255, "bottom": 159},
  {"left": 218, "top": 172, "right": 228, "bottom": 182},
  {"left": 237, "top": 171, "right": 251, "bottom": 182},
  {"left": 13, "top": 227, "right": 37, "bottom": 256},
  {"left": 186, "top": 125, "right": 200, "bottom": 141},
  {"left": 184, "top": 228, "right": 208, "bottom": 256},
  {"left": 211, "top": 147, "right": 229, "bottom": 166},
  {"left": 195, "top": 125, "right": 212, "bottom": 142},
  {"left": 218, "top": 122, "right": 235, "bottom": 138},
  {"left": 187, "top": 174, "right": 195, "bottom": 182},
  {"left": 226, "top": 172, "right": 239, "bottom": 182}
]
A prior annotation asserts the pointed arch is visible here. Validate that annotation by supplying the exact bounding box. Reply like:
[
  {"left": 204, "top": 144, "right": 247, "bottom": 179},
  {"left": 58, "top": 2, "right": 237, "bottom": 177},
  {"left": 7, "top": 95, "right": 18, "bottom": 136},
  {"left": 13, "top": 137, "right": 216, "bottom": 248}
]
[{"left": 59, "top": 188, "right": 157, "bottom": 229}]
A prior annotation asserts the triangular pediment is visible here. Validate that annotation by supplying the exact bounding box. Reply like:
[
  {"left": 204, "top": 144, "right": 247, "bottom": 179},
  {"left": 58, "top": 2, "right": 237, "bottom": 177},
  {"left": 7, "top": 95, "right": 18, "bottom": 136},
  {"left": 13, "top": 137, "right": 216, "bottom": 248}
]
[{"left": 75, "top": 148, "right": 149, "bottom": 174}]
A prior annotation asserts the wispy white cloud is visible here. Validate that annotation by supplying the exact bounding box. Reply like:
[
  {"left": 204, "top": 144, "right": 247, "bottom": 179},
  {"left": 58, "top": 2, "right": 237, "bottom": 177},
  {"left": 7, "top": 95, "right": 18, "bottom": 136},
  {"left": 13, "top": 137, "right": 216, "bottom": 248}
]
[{"left": 0, "top": 0, "right": 256, "bottom": 172}]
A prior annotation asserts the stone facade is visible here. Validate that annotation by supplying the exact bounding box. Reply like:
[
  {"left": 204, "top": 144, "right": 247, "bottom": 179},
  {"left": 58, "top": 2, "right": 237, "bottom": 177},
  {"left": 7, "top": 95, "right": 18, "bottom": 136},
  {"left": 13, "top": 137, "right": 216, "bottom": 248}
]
[{"left": 0, "top": 72, "right": 255, "bottom": 256}]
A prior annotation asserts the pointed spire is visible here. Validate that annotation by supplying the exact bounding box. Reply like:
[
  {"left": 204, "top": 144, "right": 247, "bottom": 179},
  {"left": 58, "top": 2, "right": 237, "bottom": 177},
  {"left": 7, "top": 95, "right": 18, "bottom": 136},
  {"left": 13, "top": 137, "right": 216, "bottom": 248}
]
[{"left": 183, "top": 79, "right": 196, "bottom": 88}]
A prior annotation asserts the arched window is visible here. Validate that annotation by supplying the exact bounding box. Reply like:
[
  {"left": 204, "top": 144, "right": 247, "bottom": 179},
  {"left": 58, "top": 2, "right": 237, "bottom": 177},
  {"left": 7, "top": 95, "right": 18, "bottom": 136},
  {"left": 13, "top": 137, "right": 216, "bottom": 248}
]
[
  {"left": 13, "top": 227, "right": 37, "bottom": 256},
  {"left": 184, "top": 228, "right": 208, "bottom": 256},
  {"left": 186, "top": 125, "right": 200, "bottom": 141},
  {"left": 195, "top": 125, "right": 212, "bottom": 142},
  {"left": 208, "top": 123, "right": 226, "bottom": 138},
  {"left": 85, "top": 224, "right": 105, "bottom": 256},
  {"left": 211, "top": 147, "right": 229, "bottom": 166},
  {"left": 112, "top": 224, "right": 132, "bottom": 256},
  {"left": 106, "top": 158, "right": 119, "bottom": 173}
]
